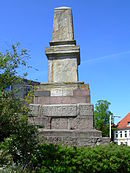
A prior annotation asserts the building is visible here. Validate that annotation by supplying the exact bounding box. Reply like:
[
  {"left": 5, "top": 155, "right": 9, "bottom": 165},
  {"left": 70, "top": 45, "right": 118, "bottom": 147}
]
[
  {"left": 114, "top": 113, "right": 130, "bottom": 146},
  {"left": 6, "top": 78, "right": 40, "bottom": 100}
]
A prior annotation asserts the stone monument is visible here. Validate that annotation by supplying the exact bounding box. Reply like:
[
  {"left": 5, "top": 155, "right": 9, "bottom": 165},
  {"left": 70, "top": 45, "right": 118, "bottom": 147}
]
[{"left": 29, "top": 7, "right": 109, "bottom": 146}]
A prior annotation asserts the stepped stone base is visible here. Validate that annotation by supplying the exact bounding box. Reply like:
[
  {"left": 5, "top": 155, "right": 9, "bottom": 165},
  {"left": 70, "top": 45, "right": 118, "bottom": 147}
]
[
  {"left": 29, "top": 102, "right": 110, "bottom": 146},
  {"left": 39, "top": 129, "right": 109, "bottom": 146},
  {"left": 29, "top": 82, "right": 110, "bottom": 146}
]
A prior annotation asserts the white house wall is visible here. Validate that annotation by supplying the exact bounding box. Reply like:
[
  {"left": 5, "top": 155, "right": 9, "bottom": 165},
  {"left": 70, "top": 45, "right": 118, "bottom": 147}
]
[{"left": 114, "top": 129, "right": 130, "bottom": 146}]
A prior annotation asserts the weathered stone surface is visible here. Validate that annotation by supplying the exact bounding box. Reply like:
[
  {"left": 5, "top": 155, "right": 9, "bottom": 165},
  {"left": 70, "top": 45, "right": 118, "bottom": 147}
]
[
  {"left": 39, "top": 129, "right": 106, "bottom": 146},
  {"left": 69, "top": 115, "right": 93, "bottom": 130},
  {"left": 48, "top": 55, "right": 78, "bottom": 83},
  {"left": 49, "top": 40, "right": 76, "bottom": 46},
  {"left": 34, "top": 96, "right": 90, "bottom": 105},
  {"left": 73, "top": 88, "right": 90, "bottom": 96},
  {"left": 50, "top": 87, "right": 74, "bottom": 97},
  {"left": 79, "top": 103, "right": 93, "bottom": 116},
  {"left": 51, "top": 88, "right": 63, "bottom": 96},
  {"left": 37, "top": 82, "right": 86, "bottom": 92},
  {"left": 29, "top": 103, "right": 108, "bottom": 145},
  {"left": 41, "top": 104, "right": 77, "bottom": 117},
  {"left": 33, "top": 83, "right": 90, "bottom": 105},
  {"left": 29, "top": 104, "right": 41, "bottom": 117},
  {"left": 49, "top": 104, "right": 93, "bottom": 130},
  {"left": 62, "top": 89, "right": 73, "bottom": 96},
  {"left": 34, "top": 91, "right": 50, "bottom": 97},
  {"left": 45, "top": 7, "right": 80, "bottom": 83},
  {"left": 45, "top": 45, "right": 80, "bottom": 57},
  {"left": 34, "top": 82, "right": 90, "bottom": 102},
  {"left": 78, "top": 117, "right": 93, "bottom": 130},
  {"left": 37, "top": 82, "right": 88, "bottom": 96},
  {"left": 51, "top": 118, "right": 68, "bottom": 129},
  {"left": 52, "top": 7, "right": 74, "bottom": 42},
  {"left": 29, "top": 103, "right": 94, "bottom": 130}
]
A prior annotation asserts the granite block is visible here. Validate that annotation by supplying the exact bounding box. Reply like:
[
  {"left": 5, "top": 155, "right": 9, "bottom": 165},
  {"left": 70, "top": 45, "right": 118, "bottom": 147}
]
[
  {"left": 79, "top": 103, "right": 93, "bottom": 116},
  {"left": 35, "top": 91, "right": 50, "bottom": 97},
  {"left": 41, "top": 104, "right": 77, "bottom": 117}
]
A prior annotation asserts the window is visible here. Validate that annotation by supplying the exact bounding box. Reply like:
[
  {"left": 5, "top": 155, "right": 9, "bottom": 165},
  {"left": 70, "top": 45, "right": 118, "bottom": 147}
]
[
  {"left": 120, "top": 131, "right": 122, "bottom": 138},
  {"left": 115, "top": 131, "right": 118, "bottom": 138},
  {"left": 125, "top": 131, "right": 127, "bottom": 137},
  {"left": 128, "top": 122, "right": 130, "bottom": 126}
]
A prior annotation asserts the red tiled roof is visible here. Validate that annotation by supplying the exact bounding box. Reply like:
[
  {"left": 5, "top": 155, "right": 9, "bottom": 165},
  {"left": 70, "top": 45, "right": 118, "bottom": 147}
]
[{"left": 117, "top": 113, "right": 130, "bottom": 129}]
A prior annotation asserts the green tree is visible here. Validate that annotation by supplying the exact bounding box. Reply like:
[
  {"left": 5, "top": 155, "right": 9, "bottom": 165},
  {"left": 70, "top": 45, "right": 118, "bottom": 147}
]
[
  {"left": 94, "top": 100, "right": 113, "bottom": 137},
  {"left": 0, "top": 43, "right": 29, "bottom": 141},
  {"left": 0, "top": 44, "right": 38, "bottom": 169}
]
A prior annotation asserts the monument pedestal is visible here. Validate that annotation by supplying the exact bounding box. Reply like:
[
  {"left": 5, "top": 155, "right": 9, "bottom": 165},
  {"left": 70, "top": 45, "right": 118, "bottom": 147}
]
[
  {"left": 29, "top": 82, "right": 109, "bottom": 146},
  {"left": 29, "top": 7, "right": 109, "bottom": 146}
]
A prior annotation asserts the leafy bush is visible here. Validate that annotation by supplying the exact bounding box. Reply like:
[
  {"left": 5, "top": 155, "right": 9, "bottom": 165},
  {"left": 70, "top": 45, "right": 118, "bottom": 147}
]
[
  {"left": 31, "top": 143, "right": 130, "bottom": 173},
  {"left": 0, "top": 119, "right": 38, "bottom": 167}
]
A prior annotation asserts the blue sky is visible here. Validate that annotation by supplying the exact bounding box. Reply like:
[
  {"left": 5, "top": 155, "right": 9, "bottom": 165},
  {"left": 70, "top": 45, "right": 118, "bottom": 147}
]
[{"left": 0, "top": 0, "right": 130, "bottom": 123}]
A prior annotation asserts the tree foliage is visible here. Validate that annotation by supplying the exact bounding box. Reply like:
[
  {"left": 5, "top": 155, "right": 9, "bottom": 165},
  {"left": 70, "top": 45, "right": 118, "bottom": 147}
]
[
  {"left": 0, "top": 43, "right": 28, "bottom": 92},
  {"left": 0, "top": 44, "right": 38, "bottom": 168},
  {"left": 94, "top": 100, "right": 113, "bottom": 137}
]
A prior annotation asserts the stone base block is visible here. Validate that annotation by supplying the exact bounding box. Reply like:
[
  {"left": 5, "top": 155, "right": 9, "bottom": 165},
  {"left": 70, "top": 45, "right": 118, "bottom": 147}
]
[
  {"left": 39, "top": 129, "right": 109, "bottom": 146},
  {"left": 33, "top": 82, "right": 90, "bottom": 104},
  {"left": 35, "top": 82, "right": 90, "bottom": 96},
  {"left": 34, "top": 96, "right": 90, "bottom": 105},
  {"left": 29, "top": 103, "right": 94, "bottom": 130}
]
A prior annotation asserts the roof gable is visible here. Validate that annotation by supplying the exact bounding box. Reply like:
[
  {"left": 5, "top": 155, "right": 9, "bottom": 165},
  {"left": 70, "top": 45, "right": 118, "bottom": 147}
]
[{"left": 117, "top": 113, "right": 130, "bottom": 129}]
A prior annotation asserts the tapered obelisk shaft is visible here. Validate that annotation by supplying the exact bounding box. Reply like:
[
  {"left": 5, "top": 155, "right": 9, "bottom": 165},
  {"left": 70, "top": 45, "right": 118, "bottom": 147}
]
[
  {"left": 45, "top": 7, "right": 80, "bottom": 83},
  {"left": 52, "top": 7, "right": 74, "bottom": 41}
]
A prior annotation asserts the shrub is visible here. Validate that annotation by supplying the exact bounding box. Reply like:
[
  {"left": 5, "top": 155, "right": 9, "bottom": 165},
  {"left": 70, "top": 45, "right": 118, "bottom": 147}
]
[{"left": 31, "top": 143, "right": 130, "bottom": 173}]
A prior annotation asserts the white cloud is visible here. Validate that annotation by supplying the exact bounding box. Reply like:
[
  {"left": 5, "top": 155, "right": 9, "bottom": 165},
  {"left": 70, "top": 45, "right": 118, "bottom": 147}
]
[{"left": 82, "top": 50, "right": 130, "bottom": 64}]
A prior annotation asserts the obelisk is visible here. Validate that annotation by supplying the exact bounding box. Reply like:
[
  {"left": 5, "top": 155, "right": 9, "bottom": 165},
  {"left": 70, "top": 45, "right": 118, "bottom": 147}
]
[
  {"left": 29, "top": 7, "right": 109, "bottom": 146},
  {"left": 45, "top": 7, "right": 80, "bottom": 83}
]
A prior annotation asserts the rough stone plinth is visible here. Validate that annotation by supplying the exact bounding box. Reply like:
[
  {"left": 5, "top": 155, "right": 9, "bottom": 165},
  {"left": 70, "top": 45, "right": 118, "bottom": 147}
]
[{"left": 39, "top": 129, "right": 109, "bottom": 146}]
